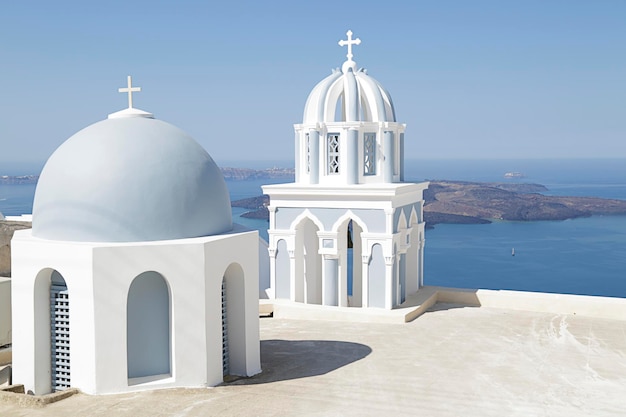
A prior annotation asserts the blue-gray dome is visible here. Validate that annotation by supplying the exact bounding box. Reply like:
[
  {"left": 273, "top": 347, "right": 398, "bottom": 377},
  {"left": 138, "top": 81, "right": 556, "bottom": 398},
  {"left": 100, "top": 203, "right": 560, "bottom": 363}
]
[{"left": 32, "top": 114, "right": 232, "bottom": 242}]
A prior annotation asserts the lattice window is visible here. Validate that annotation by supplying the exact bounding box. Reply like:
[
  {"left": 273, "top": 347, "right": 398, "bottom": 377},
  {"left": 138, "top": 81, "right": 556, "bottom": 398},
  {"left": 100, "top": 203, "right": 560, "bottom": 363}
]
[
  {"left": 364, "top": 133, "right": 376, "bottom": 175},
  {"left": 222, "top": 280, "right": 229, "bottom": 376},
  {"left": 51, "top": 284, "right": 70, "bottom": 391},
  {"left": 222, "top": 280, "right": 230, "bottom": 376},
  {"left": 327, "top": 134, "right": 340, "bottom": 174},
  {"left": 305, "top": 133, "right": 310, "bottom": 174}
]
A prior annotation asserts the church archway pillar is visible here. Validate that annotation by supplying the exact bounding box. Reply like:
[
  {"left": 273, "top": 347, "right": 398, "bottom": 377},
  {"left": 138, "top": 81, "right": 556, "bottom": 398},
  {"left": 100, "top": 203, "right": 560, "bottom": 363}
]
[
  {"left": 288, "top": 248, "right": 301, "bottom": 302},
  {"left": 268, "top": 206, "right": 277, "bottom": 231},
  {"left": 267, "top": 247, "right": 277, "bottom": 299},
  {"left": 398, "top": 252, "right": 406, "bottom": 305},
  {"left": 384, "top": 254, "right": 396, "bottom": 310},
  {"left": 405, "top": 227, "right": 418, "bottom": 295},
  {"left": 322, "top": 254, "right": 339, "bottom": 306},
  {"left": 360, "top": 253, "right": 371, "bottom": 308},
  {"left": 418, "top": 233, "right": 426, "bottom": 288}
]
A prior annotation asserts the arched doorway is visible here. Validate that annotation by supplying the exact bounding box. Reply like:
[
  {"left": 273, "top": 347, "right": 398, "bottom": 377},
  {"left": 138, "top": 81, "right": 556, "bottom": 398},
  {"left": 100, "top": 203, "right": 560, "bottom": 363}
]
[
  {"left": 338, "top": 219, "right": 364, "bottom": 307},
  {"left": 222, "top": 263, "right": 245, "bottom": 377},
  {"left": 127, "top": 271, "right": 171, "bottom": 381}
]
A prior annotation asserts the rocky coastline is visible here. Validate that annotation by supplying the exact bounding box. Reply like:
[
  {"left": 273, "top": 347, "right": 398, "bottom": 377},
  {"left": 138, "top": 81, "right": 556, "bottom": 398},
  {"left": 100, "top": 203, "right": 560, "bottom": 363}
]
[{"left": 232, "top": 180, "right": 626, "bottom": 228}]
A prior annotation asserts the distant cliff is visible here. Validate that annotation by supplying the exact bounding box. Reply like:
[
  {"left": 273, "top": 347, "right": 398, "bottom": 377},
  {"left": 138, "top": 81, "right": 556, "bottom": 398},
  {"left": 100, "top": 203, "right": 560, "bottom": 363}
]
[
  {"left": 0, "top": 168, "right": 295, "bottom": 184},
  {"left": 220, "top": 167, "right": 294, "bottom": 181},
  {"left": 0, "top": 175, "right": 38, "bottom": 184},
  {"left": 424, "top": 181, "right": 626, "bottom": 226},
  {"left": 232, "top": 181, "right": 626, "bottom": 227}
]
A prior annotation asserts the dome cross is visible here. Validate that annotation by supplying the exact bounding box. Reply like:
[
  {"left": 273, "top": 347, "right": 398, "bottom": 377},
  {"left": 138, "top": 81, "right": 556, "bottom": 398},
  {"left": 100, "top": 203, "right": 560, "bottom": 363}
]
[
  {"left": 118, "top": 75, "right": 141, "bottom": 109},
  {"left": 338, "top": 30, "right": 361, "bottom": 62}
]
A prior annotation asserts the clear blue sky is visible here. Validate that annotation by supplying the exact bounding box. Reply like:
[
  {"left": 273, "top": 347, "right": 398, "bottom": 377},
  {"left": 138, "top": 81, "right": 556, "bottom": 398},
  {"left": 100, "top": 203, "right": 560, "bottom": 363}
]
[{"left": 1, "top": 0, "right": 625, "bottom": 170}]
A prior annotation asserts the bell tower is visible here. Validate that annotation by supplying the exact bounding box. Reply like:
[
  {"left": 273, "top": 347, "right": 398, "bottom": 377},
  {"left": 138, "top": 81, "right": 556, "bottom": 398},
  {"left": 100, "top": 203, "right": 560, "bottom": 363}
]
[{"left": 264, "top": 31, "right": 428, "bottom": 310}]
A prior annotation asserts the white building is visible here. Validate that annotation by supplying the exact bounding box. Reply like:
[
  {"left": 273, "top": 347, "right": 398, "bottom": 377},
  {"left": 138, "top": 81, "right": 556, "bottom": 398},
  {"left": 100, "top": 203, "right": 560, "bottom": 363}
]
[
  {"left": 263, "top": 31, "right": 428, "bottom": 310},
  {"left": 10, "top": 77, "right": 261, "bottom": 395}
]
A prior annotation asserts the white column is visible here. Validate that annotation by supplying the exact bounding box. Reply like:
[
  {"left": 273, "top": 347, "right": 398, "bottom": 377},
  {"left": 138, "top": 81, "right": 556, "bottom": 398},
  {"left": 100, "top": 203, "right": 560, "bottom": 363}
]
[
  {"left": 267, "top": 247, "right": 277, "bottom": 299},
  {"left": 294, "top": 131, "right": 301, "bottom": 183},
  {"left": 399, "top": 132, "right": 405, "bottom": 182},
  {"left": 383, "top": 130, "right": 394, "bottom": 183},
  {"left": 419, "top": 236, "right": 425, "bottom": 288},
  {"left": 309, "top": 129, "right": 320, "bottom": 184},
  {"left": 268, "top": 206, "right": 277, "bottom": 230},
  {"left": 322, "top": 255, "right": 339, "bottom": 306},
  {"left": 384, "top": 254, "right": 395, "bottom": 309},
  {"left": 288, "top": 249, "right": 298, "bottom": 302},
  {"left": 346, "top": 128, "right": 359, "bottom": 185},
  {"left": 361, "top": 253, "right": 370, "bottom": 308}
]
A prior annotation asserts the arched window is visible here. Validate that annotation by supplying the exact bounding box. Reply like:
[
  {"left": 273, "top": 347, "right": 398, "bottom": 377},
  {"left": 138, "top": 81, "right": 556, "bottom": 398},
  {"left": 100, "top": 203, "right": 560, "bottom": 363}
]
[
  {"left": 127, "top": 271, "right": 170, "bottom": 381},
  {"left": 222, "top": 263, "right": 246, "bottom": 377}
]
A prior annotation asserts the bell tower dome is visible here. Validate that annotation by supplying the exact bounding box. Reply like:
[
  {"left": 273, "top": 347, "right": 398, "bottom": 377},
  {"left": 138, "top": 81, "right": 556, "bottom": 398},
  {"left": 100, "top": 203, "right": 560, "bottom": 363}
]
[{"left": 295, "top": 30, "right": 405, "bottom": 186}]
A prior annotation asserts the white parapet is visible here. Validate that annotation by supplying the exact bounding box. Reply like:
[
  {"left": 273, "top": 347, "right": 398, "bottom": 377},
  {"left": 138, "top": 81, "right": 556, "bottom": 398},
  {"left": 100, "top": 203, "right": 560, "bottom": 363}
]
[
  {"left": 0, "top": 278, "right": 11, "bottom": 347},
  {"left": 4, "top": 214, "right": 32, "bottom": 222}
]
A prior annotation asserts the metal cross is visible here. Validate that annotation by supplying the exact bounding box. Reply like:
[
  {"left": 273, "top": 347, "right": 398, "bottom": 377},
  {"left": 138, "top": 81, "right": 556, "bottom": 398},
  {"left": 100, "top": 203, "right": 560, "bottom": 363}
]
[
  {"left": 338, "top": 30, "right": 361, "bottom": 61},
  {"left": 118, "top": 75, "right": 141, "bottom": 108}
]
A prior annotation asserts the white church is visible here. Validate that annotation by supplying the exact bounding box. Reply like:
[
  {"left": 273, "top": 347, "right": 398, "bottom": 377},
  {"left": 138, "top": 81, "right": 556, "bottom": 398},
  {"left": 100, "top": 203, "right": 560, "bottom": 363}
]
[
  {"left": 10, "top": 77, "right": 261, "bottom": 395},
  {"left": 263, "top": 31, "right": 428, "bottom": 309}
]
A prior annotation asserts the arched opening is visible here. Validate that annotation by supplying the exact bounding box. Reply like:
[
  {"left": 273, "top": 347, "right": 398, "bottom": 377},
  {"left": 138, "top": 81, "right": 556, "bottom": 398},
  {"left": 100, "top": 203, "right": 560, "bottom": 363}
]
[
  {"left": 222, "top": 263, "right": 246, "bottom": 377},
  {"left": 127, "top": 271, "right": 171, "bottom": 381},
  {"left": 31, "top": 268, "right": 69, "bottom": 394},
  {"left": 275, "top": 239, "right": 290, "bottom": 299},
  {"left": 368, "top": 244, "right": 385, "bottom": 308},
  {"left": 49, "top": 270, "right": 70, "bottom": 391},
  {"left": 295, "top": 218, "right": 322, "bottom": 304},
  {"left": 339, "top": 219, "right": 364, "bottom": 307}
]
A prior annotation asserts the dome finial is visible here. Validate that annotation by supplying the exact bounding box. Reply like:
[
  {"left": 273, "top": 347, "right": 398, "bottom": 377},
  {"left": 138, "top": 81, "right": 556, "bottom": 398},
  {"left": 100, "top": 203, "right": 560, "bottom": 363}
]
[
  {"left": 118, "top": 75, "right": 141, "bottom": 109},
  {"left": 109, "top": 75, "right": 154, "bottom": 119},
  {"left": 338, "top": 30, "right": 361, "bottom": 73}
]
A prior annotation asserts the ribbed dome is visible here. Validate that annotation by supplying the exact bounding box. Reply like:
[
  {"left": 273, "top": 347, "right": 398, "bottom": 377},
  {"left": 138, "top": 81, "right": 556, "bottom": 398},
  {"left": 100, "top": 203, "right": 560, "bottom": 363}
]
[
  {"left": 302, "top": 67, "right": 396, "bottom": 124},
  {"left": 32, "top": 115, "right": 232, "bottom": 242}
]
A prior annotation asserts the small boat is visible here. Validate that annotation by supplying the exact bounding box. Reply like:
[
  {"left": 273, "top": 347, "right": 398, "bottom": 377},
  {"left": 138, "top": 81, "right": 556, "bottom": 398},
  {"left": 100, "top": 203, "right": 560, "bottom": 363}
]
[
  {"left": 504, "top": 172, "right": 524, "bottom": 178},
  {"left": 511, "top": 248, "right": 515, "bottom": 256}
]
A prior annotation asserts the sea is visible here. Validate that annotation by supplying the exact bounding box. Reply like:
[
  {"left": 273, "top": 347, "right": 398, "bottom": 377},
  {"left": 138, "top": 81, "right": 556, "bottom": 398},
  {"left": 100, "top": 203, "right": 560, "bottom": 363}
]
[{"left": 2, "top": 158, "right": 626, "bottom": 298}]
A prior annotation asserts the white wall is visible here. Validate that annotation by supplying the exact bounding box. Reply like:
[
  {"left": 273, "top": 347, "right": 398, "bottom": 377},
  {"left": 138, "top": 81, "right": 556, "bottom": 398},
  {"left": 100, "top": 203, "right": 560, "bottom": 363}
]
[{"left": 11, "top": 228, "right": 260, "bottom": 395}]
